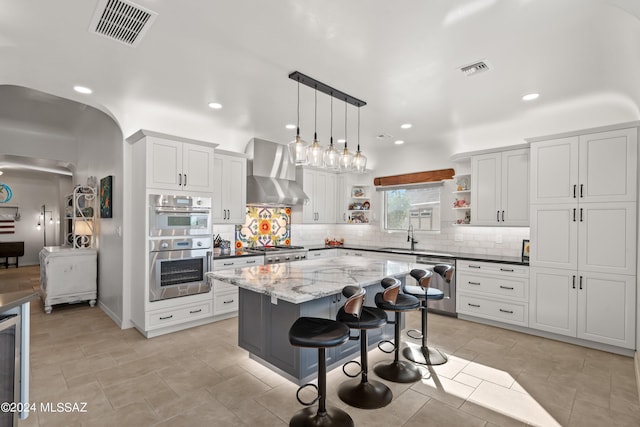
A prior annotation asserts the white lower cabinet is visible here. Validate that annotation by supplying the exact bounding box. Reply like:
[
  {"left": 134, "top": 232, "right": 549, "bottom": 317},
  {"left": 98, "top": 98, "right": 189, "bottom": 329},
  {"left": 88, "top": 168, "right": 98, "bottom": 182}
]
[
  {"left": 529, "top": 267, "right": 636, "bottom": 349},
  {"left": 456, "top": 261, "right": 529, "bottom": 327},
  {"left": 308, "top": 249, "right": 338, "bottom": 259},
  {"left": 147, "top": 300, "right": 212, "bottom": 329},
  {"left": 212, "top": 255, "right": 263, "bottom": 316}
]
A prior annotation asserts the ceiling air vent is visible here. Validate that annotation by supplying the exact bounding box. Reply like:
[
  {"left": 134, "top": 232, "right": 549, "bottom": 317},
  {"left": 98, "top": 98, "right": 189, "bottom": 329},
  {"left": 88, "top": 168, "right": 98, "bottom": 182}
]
[
  {"left": 89, "top": 0, "right": 157, "bottom": 47},
  {"left": 460, "top": 60, "right": 490, "bottom": 76}
]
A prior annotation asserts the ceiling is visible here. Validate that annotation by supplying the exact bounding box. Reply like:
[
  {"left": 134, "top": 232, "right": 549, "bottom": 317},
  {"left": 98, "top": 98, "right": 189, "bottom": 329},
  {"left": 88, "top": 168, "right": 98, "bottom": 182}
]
[{"left": 1, "top": 0, "right": 639, "bottom": 168}]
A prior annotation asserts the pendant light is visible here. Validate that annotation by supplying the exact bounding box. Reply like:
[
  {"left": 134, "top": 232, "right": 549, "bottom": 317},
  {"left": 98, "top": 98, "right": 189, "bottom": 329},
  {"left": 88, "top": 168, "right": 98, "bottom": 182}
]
[
  {"left": 338, "top": 99, "right": 353, "bottom": 171},
  {"left": 323, "top": 93, "right": 339, "bottom": 169},
  {"left": 352, "top": 107, "right": 367, "bottom": 173},
  {"left": 307, "top": 87, "right": 324, "bottom": 168},
  {"left": 288, "top": 80, "right": 309, "bottom": 165}
]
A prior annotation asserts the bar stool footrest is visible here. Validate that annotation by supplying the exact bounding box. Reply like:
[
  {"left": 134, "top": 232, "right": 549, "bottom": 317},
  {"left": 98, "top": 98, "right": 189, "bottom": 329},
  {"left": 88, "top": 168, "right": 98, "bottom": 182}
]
[
  {"left": 296, "top": 383, "right": 320, "bottom": 406},
  {"left": 406, "top": 328, "right": 423, "bottom": 340},
  {"left": 342, "top": 360, "right": 362, "bottom": 378},
  {"left": 377, "top": 339, "right": 396, "bottom": 354}
]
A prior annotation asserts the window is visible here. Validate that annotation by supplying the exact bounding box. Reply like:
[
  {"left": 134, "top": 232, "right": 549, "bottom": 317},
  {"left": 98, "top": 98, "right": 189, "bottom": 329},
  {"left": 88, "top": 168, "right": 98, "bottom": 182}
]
[{"left": 383, "top": 185, "right": 442, "bottom": 232}]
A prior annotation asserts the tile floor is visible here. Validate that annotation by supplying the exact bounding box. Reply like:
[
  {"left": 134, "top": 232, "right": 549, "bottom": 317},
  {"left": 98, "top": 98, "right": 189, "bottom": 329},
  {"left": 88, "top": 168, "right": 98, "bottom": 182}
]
[{"left": 4, "top": 266, "right": 640, "bottom": 426}]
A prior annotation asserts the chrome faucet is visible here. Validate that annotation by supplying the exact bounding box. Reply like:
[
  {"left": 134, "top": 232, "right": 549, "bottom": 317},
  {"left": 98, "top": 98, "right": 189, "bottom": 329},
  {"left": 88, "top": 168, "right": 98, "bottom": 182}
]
[{"left": 407, "top": 224, "right": 418, "bottom": 251}]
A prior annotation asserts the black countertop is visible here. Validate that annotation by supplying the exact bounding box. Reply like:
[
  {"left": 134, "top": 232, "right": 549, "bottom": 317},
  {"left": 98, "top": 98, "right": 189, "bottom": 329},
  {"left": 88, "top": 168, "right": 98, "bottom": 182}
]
[{"left": 306, "top": 244, "right": 528, "bottom": 266}]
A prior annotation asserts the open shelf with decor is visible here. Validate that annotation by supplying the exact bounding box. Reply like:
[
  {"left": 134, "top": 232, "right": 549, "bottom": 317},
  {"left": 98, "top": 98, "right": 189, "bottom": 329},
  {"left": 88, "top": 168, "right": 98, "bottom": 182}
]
[
  {"left": 65, "top": 185, "right": 97, "bottom": 248},
  {"left": 452, "top": 174, "right": 471, "bottom": 225},
  {"left": 347, "top": 185, "right": 370, "bottom": 224}
]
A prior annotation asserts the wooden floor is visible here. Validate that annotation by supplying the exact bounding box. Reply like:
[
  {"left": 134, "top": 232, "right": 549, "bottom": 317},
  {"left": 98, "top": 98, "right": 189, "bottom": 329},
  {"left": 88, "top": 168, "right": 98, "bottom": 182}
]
[{"left": 2, "top": 265, "right": 639, "bottom": 426}]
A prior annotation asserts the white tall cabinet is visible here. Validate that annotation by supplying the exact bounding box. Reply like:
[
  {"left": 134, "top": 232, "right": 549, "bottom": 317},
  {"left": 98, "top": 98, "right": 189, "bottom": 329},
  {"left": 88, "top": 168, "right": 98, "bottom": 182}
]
[
  {"left": 471, "top": 148, "right": 529, "bottom": 226},
  {"left": 294, "top": 167, "right": 336, "bottom": 223},
  {"left": 529, "top": 126, "right": 638, "bottom": 349},
  {"left": 212, "top": 151, "right": 247, "bottom": 224}
]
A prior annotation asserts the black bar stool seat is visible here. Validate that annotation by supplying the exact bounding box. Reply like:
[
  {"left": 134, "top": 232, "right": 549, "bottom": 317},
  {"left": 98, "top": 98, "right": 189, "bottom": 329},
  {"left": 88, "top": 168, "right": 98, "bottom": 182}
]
[
  {"left": 373, "top": 277, "right": 423, "bottom": 383},
  {"left": 402, "top": 268, "right": 448, "bottom": 366},
  {"left": 289, "top": 317, "right": 354, "bottom": 427},
  {"left": 336, "top": 286, "right": 393, "bottom": 410}
]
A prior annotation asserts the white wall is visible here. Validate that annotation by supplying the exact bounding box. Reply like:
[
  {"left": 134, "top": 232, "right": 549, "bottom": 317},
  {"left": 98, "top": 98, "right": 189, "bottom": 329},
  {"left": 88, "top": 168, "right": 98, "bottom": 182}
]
[{"left": 0, "top": 170, "right": 71, "bottom": 265}]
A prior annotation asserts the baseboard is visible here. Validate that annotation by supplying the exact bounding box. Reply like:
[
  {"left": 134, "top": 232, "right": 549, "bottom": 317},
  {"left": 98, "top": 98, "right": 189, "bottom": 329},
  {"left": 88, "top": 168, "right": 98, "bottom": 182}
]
[
  {"left": 98, "top": 300, "right": 123, "bottom": 328},
  {"left": 635, "top": 351, "right": 640, "bottom": 405}
]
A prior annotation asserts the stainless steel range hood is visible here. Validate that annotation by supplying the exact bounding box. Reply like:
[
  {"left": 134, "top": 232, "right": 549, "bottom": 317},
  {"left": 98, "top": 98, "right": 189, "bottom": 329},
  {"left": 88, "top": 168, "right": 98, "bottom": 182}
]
[{"left": 245, "top": 138, "right": 309, "bottom": 206}]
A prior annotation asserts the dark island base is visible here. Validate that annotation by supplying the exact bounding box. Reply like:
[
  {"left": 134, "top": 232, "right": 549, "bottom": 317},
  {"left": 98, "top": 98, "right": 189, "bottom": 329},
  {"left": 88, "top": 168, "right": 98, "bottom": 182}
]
[{"left": 237, "top": 284, "right": 397, "bottom": 385}]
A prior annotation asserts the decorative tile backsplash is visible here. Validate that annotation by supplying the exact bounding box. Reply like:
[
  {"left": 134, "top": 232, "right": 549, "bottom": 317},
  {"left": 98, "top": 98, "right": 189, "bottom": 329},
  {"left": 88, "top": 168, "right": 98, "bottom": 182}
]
[{"left": 235, "top": 206, "right": 291, "bottom": 251}]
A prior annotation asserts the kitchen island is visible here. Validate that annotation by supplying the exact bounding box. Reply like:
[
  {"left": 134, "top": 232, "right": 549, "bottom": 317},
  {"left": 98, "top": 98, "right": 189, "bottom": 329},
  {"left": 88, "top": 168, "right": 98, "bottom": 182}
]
[{"left": 207, "top": 256, "right": 430, "bottom": 384}]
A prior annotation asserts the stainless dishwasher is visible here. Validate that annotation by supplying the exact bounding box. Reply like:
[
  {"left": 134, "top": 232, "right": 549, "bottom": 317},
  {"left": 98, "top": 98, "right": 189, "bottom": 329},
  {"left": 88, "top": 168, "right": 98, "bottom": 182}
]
[{"left": 413, "top": 255, "right": 456, "bottom": 317}]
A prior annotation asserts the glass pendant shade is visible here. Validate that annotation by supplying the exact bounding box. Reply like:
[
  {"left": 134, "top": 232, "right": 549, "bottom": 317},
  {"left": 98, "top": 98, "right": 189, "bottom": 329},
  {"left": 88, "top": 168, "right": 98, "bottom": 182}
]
[
  {"left": 353, "top": 146, "right": 367, "bottom": 173},
  {"left": 324, "top": 95, "right": 339, "bottom": 169},
  {"left": 338, "top": 101, "right": 352, "bottom": 171},
  {"left": 288, "top": 133, "right": 309, "bottom": 165}
]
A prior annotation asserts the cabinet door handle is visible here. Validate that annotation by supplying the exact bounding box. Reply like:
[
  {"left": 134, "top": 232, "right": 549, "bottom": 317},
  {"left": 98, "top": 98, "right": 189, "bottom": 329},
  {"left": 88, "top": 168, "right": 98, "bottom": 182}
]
[
  {"left": 573, "top": 208, "right": 576, "bottom": 222},
  {"left": 572, "top": 275, "right": 576, "bottom": 289},
  {"left": 579, "top": 208, "right": 583, "bottom": 222},
  {"left": 223, "top": 209, "right": 226, "bottom": 220},
  {"left": 501, "top": 210, "right": 504, "bottom": 222},
  {"left": 159, "top": 315, "right": 173, "bottom": 320},
  {"left": 499, "top": 285, "right": 514, "bottom": 290},
  {"left": 227, "top": 209, "right": 231, "bottom": 220},
  {"left": 190, "top": 309, "right": 202, "bottom": 314},
  {"left": 468, "top": 303, "right": 481, "bottom": 308},
  {"left": 500, "top": 268, "right": 514, "bottom": 272},
  {"left": 223, "top": 299, "right": 235, "bottom": 304},
  {"left": 499, "top": 309, "right": 514, "bottom": 314},
  {"left": 183, "top": 174, "right": 187, "bottom": 186},
  {"left": 468, "top": 281, "right": 481, "bottom": 285},
  {"left": 343, "top": 213, "right": 346, "bottom": 221},
  {"left": 573, "top": 184, "right": 577, "bottom": 198},
  {"left": 178, "top": 173, "right": 182, "bottom": 186},
  {"left": 580, "top": 184, "right": 583, "bottom": 198},
  {"left": 579, "top": 276, "right": 583, "bottom": 290},
  {"left": 497, "top": 210, "right": 500, "bottom": 222}
]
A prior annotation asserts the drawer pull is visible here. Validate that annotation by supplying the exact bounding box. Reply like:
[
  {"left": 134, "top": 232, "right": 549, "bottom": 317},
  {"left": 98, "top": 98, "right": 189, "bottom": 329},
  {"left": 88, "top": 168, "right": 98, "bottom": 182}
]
[
  {"left": 354, "top": 253, "right": 363, "bottom": 256},
  {"left": 499, "top": 286, "right": 514, "bottom": 290},
  {"left": 246, "top": 260, "right": 256, "bottom": 264},
  {"left": 159, "top": 315, "right": 173, "bottom": 320},
  {"left": 499, "top": 309, "right": 514, "bottom": 314},
  {"left": 223, "top": 262, "right": 234, "bottom": 266},
  {"left": 500, "top": 268, "right": 514, "bottom": 272},
  {"left": 467, "top": 303, "right": 481, "bottom": 308},
  {"left": 223, "top": 299, "right": 235, "bottom": 304},
  {"left": 468, "top": 265, "right": 481, "bottom": 269},
  {"left": 468, "top": 281, "right": 481, "bottom": 285},
  {"left": 190, "top": 309, "right": 202, "bottom": 314}
]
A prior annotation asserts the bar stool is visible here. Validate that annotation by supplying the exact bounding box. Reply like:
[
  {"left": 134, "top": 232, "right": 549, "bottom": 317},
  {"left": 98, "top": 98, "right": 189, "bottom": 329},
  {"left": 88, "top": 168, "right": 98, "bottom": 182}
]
[
  {"left": 402, "top": 268, "right": 448, "bottom": 365},
  {"left": 373, "top": 277, "right": 423, "bottom": 383},
  {"left": 288, "top": 317, "right": 354, "bottom": 427},
  {"left": 336, "top": 285, "right": 392, "bottom": 409}
]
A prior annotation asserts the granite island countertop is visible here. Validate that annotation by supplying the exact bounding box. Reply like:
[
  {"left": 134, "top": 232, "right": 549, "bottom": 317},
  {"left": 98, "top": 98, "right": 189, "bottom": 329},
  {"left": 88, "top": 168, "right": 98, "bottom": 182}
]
[{"left": 206, "top": 256, "right": 430, "bottom": 304}]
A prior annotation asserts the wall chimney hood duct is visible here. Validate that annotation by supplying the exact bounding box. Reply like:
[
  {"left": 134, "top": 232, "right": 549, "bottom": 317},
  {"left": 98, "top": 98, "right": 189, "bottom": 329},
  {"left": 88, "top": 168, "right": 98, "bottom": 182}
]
[{"left": 245, "top": 138, "right": 309, "bottom": 206}]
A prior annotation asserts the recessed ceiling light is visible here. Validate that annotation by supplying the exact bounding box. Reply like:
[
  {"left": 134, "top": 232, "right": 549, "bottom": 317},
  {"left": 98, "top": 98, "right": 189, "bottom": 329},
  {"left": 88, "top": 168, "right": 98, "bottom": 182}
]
[
  {"left": 337, "top": 139, "right": 346, "bottom": 143},
  {"left": 522, "top": 93, "right": 539, "bottom": 101},
  {"left": 0, "top": 170, "right": 3, "bottom": 176},
  {"left": 394, "top": 140, "right": 405, "bottom": 145},
  {"left": 73, "top": 85, "right": 92, "bottom": 94},
  {"left": 208, "top": 102, "right": 222, "bottom": 109},
  {"left": 285, "top": 124, "right": 296, "bottom": 130},
  {"left": 400, "top": 124, "right": 412, "bottom": 129}
]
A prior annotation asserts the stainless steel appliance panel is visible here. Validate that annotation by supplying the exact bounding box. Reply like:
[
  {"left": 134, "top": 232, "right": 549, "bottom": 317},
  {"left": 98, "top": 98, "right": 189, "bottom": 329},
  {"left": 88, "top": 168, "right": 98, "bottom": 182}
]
[
  {"left": 414, "top": 255, "right": 457, "bottom": 316},
  {"left": 149, "top": 237, "right": 212, "bottom": 301},
  {"left": 0, "top": 314, "right": 20, "bottom": 427},
  {"left": 149, "top": 194, "right": 212, "bottom": 237}
]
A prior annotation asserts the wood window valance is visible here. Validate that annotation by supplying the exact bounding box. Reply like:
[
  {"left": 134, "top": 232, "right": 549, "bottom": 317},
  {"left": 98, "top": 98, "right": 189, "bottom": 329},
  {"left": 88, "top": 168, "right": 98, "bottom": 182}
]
[{"left": 373, "top": 168, "right": 455, "bottom": 187}]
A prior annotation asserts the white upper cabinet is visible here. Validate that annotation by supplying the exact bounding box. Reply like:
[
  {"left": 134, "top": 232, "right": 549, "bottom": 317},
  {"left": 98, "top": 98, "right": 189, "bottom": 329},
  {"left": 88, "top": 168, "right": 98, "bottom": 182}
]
[
  {"left": 294, "top": 168, "right": 336, "bottom": 224},
  {"left": 471, "top": 148, "right": 529, "bottom": 226},
  {"left": 146, "top": 135, "right": 214, "bottom": 192},
  {"left": 212, "top": 153, "right": 247, "bottom": 224},
  {"left": 531, "top": 128, "right": 637, "bottom": 204}
]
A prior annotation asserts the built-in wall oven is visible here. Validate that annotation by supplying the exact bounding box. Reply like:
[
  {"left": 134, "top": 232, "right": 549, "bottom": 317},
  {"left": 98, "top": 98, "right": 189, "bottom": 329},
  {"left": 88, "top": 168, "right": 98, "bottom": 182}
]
[
  {"left": 149, "top": 194, "right": 211, "bottom": 237},
  {"left": 149, "top": 237, "right": 212, "bottom": 301},
  {"left": 413, "top": 255, "right": 457, "bottom": 316}
]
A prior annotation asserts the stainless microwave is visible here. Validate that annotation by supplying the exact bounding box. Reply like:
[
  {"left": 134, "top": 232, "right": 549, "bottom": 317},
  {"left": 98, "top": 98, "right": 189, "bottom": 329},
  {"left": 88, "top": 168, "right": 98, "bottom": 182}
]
[{"left": 149, "top": 194, "right": 212, "bottom": 237}]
